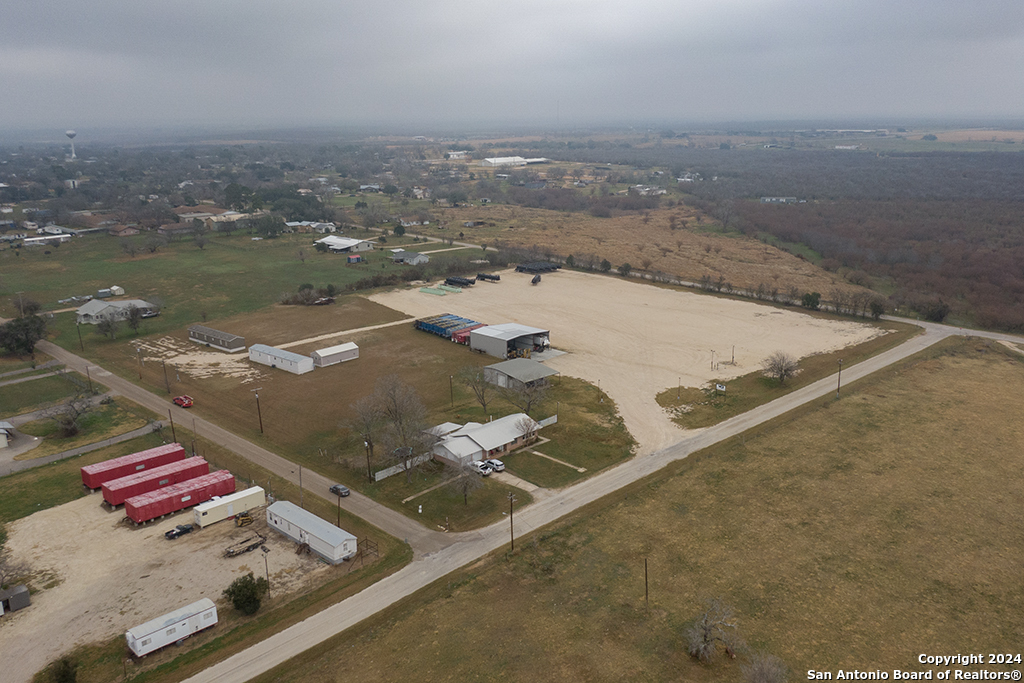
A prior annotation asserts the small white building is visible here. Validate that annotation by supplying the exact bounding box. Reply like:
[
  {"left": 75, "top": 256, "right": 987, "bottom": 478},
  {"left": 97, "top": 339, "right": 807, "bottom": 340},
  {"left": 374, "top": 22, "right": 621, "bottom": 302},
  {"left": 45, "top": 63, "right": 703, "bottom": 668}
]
[
  {"left": 311, "top": 342, "right": 359, "bottom": 367},
  {"left": 391, "top": 250, "right": 429, "bottom": 266},
  {"left": 266, "top": 501, "right": 357, "bottom": 564},
  {"left": 125, "top": 598, "right": 218, "bottom": 657},
  {"left": 193, "top": 486, "right": 266, "bottom": 528},
  {"left": 481, "top": 156, "right": 527, "bottom": 167},
  {"left": 0, "top": 421, "right": 14, "bottom": 449},
  {"left": 248, "top": 344, "right": 314, "bottom": 375}
]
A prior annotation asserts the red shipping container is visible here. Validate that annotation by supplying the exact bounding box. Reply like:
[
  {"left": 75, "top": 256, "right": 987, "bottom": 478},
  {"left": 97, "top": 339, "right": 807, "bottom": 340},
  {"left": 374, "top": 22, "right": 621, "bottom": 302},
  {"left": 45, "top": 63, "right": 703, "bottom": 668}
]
[
  {"left": 451, "top": 324, "right": 485, "bottom": 345},
  {"left": 81, "top": 443, "right": 186, "bottom": 489},
  {"left": 102, "top": 458, "right": 210, "bottom": 506},
  {"left": 125, "top": 471, "right": 236, "bottom": 524}
]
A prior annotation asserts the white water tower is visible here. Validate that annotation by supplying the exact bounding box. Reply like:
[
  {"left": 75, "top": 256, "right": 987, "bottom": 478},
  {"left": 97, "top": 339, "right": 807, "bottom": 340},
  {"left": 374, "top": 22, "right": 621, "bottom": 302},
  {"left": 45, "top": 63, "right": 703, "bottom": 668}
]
[{"left": 66, "top": 130, "right": 77, "bottom": 160}]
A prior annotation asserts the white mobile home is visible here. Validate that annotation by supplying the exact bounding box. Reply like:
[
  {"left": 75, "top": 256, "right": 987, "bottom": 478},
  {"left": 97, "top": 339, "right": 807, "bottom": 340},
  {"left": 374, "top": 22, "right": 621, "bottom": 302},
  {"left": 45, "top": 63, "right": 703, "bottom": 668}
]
[
  {"left": 266, "top": 501, "right": 357, "bottom": 564},
  {"left": 193, "top": 486, "right": 266, "bottom": 528},
  {"left": 125, "top": 598, "right": 218, "bottom": 657},
  {"left": 311, "top": 342, "right": 359, "bottom": 367},
  {"left": 249, "top": 344, "right": 314, "bottom": 375}
]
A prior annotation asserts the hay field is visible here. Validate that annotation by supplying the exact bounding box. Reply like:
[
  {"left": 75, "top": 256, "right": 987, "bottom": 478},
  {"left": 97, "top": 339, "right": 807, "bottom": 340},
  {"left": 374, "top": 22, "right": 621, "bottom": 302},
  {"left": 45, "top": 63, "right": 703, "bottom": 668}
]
[
  {"left": 259, "top": 337, "right": 1024, "bottom": 683},
  {"left": 369, "top": 269, "right": 887, "bottom": 453}
]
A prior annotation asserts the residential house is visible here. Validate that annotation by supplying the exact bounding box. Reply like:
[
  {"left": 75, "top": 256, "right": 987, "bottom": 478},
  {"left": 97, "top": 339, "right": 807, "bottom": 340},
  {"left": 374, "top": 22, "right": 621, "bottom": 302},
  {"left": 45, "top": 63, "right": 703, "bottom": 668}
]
[
  {"left": 391, "top": 250, "right": 429, "bottom": 266},
  {"left": 315, "top": 236, "right": 375, "bottom": 253},
  {"left": 431, "top": 413, "right": 541, "bottom": 466},
  {"left": 76, "top": 299, "right": 159, "bottom": 324}
]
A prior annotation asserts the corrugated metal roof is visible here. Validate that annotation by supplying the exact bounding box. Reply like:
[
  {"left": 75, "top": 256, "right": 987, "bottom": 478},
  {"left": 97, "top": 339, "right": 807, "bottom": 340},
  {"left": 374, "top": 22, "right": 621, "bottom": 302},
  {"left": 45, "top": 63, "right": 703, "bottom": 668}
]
[
  {"left": 472, "top": 323, "right": 549, "bottom": 341},
  {"left": 314, "top": 342, "right": 358, "bottom": 356},
  {"left": 188, "top": 325, "right": 244, "bottom": 345},
  {"left": 486, "top": 358, "right": 558, "bottom": 383},
  {"left": 448, "top": 413, "right": 537, "bottom": 452},
  {"left": 267, "top": 501, "right": 356, "bottom": 544}
]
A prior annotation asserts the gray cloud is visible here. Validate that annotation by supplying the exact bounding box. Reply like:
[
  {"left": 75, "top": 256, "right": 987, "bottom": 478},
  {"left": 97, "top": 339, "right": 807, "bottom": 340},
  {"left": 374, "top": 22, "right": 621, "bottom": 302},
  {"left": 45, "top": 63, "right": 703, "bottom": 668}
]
[{"left": 2, "top": 0, "right": 1024, "bottom": 132}]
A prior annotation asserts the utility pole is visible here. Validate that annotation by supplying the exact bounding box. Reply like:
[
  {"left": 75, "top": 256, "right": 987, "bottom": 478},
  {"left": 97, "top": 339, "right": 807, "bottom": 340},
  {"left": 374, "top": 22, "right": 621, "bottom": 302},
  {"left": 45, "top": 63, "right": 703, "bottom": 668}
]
[
  {"left": 85, "top": 366, "right": 93, "bottom": 394},
  {"left": 449, "top": 374, "right": 454, "bottom": 408},
  {"left": 162, "top": 359, "right": 170, "bottom": 394},
  {"left": 836, "top": 359, "right": 844, "bottom": 399},
  {"left": 75, "top": 323, "right": 84, "bottom": 352},
  {"left": 365, "top": 440, "right": 372, "bottom": 483},
  {"left": 136, "top": 347, "right": 142, "bottom": 380},
  {"left": 251, "top": 388, "right": 263, "bottom": 434},
  {"left": 168, "top": 409, "right": 177, "bottom": 442},
  {"left": 508, "top": 492, "right": 517, "bottom": 551}
]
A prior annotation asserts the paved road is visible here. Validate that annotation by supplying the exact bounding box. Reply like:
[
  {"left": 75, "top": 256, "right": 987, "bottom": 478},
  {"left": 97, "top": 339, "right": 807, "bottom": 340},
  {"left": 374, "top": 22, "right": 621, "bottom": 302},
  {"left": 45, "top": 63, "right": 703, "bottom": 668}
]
[{"left": 182, "top": 318, "right": 1024, "bottom": 683}]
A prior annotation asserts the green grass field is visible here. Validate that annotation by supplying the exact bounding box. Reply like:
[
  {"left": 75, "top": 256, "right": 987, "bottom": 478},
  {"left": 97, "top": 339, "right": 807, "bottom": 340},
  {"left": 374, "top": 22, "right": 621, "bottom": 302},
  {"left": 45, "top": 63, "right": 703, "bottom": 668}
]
[
  {"left": 248, "top": 336, "right": 1024, "bottom": 683},
  {"left": 0, "top": 373, "right": 92, "bottom": 416}
]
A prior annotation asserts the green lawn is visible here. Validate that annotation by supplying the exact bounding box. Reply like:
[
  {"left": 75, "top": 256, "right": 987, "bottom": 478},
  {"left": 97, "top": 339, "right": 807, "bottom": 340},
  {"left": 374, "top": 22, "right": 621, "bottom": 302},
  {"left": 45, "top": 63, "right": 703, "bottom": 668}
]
[
  {"left": 0, "top": 373, "right": 89, "bottom": 416},
  {"left": 15, "top": 399, "right": 157, "bottom": 460}
]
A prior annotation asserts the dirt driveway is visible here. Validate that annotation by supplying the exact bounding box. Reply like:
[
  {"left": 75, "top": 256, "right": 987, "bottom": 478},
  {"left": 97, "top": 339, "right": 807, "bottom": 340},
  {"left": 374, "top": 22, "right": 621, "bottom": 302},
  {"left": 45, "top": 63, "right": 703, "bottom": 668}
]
[
  {"left": 0, "top": 495, "right": 330, "bottom": 683},
  {"left": 369, "top": 269, "right": 887, "bottom": 454}
]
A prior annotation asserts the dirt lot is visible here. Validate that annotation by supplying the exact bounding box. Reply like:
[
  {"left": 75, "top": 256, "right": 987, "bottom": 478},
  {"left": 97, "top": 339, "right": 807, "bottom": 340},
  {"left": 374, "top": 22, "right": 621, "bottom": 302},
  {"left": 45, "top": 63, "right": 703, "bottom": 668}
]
[
  {"left": 0, "top": 494, "right": 331, "bottom": 683},
  {"left": 368, "top": 269, "right": 887, "bottom": 454}
]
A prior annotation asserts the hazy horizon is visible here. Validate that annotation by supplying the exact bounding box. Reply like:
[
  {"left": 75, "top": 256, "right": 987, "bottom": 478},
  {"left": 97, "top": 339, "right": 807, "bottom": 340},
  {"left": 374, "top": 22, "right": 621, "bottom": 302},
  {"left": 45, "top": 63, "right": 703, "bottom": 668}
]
[{"left": 4, "top": 1, "right": 1024, "bottom": 135}]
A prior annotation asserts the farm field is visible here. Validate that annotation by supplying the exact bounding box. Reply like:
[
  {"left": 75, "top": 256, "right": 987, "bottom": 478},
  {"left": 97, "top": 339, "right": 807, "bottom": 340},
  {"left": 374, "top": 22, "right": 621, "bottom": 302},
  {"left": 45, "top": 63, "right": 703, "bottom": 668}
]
[
  {"left": 258, "top": 336, "right": 1024, "bottom": 683},
  {"left": 369, "top": 268, "right": 897, "bottom": 453},
  {"left": 409, "top": 202, "right": 871, "bottom": 298}
]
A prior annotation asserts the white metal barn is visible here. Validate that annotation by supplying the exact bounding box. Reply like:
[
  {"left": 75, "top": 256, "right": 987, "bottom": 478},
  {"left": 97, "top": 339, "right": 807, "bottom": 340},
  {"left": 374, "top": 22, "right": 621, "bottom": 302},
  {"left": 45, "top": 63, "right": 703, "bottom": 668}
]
[
  {"left": 125, "top": 598, "right": 218, "bottom": 657},
  {"left": 266, "top": 501, "right": 357, "bottom": 564},
  {"left": 248, "top": 344, "right": 314, "bottom": 375},
  {"left": 193, "top": 486, "right": 266, "bottom": 528},
  {"left": 311, "top": 342, "right": 359, "bottom": 367},
  {"left": 469, "top": 323, "right": 550, "bottom": 359}
]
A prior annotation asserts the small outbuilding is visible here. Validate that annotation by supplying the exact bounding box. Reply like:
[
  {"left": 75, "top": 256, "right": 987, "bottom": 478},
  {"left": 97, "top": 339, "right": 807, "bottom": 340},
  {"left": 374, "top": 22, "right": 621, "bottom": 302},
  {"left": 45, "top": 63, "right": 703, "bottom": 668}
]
[
  {"left": 0, "top": 421, "right": 14, "bottom": 449},
  {"left": 311, "top": 342, "right": 359, "bottom": 367},
  {"left": 484, "top": 358, "right": 558, "bottom": 390},
  {"left": 193, "top": 486, "right": 266, "bottom": 528},
  {"left": 249, "top": 344, "right": 314, "bottom": 375},
  {"left": 391, "top": 250, "right": 429, "bottom": 266},
  {"left": 188, "top": 325, "right": 246, "bottom": 353},
  {"left": 0, "top": 585, "right": 31, "bottom": 616},
  {"left": 470, "top": 323, "right": 550, "bottom": 359},
  {"left": 266, "top": 500, "right": 357, "bottom": 563}
]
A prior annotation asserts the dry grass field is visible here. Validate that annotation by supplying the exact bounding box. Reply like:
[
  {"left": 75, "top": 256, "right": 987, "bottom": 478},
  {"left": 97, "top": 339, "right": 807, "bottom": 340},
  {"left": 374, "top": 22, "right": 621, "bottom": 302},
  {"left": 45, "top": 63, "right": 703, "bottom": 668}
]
[
  {"left": 257, "top": 337, "right": 1024, "bottom": 683},
  {"left": 433, "top": 202, "right": 868, "bottom": 298}
]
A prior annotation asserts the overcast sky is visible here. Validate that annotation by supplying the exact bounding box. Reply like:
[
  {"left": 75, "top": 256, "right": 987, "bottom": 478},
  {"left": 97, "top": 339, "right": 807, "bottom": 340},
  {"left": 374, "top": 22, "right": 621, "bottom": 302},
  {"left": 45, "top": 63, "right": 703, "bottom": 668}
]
[{"left": 3, "top": 0, "right": 1024, "bottom": 134}]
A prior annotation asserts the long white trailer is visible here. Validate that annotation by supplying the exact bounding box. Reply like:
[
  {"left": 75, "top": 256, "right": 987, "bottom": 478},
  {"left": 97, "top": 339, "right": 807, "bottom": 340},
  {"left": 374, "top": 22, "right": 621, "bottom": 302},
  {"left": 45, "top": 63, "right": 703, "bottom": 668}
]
[
  {"left": 126, "top": 598, "right": 217, "bottom": 657},
  {"left": 193, "top": 486, "right": 266, "bottom": 528}
]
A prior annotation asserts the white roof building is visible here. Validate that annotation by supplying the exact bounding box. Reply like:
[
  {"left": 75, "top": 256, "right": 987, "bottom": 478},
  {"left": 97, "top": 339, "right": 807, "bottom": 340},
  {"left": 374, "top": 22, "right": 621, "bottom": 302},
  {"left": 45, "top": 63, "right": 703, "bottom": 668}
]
[
  {"left": 481, "top": 156, "right": 527, "bottom": 167},
  {"left": 470, "top": 323, "right": 550, "bottom": 359},
  {"left": 249, "top": 344, "right": 314, "bottom": 375},
  {"left": 76, "top": 299, "right": 159, "bottom": 325},
  {"left": 315, "top": 235, "right": 375, "bottom": 253}
]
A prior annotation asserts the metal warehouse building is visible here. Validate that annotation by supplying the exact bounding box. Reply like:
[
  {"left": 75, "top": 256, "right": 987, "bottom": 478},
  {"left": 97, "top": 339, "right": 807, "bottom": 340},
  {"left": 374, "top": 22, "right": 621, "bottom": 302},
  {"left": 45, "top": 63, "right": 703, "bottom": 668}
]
[
  {"left": 188, "top": 325, "right": 246, "bottom": 353},
  {"left": 483, "top": 358, "right": 558, "bottom": 390},
  {"left": 311, "top": 342, "right": 359, "bottom": 367},
  {"left": 470, "top": 323, "right": 550, "bottom": 359},
  {"left": 266, "top": 501, "right": 357, "bottom": 564},
  {"left": 249, "top": 344, "right": 315, "bottom": 375}
]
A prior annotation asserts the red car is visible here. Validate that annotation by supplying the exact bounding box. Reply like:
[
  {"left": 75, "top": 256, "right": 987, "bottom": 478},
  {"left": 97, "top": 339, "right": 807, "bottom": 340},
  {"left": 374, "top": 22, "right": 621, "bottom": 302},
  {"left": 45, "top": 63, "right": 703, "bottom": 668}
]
[{"left": 172, "top": 395, "right": 194, "bottom": 408}]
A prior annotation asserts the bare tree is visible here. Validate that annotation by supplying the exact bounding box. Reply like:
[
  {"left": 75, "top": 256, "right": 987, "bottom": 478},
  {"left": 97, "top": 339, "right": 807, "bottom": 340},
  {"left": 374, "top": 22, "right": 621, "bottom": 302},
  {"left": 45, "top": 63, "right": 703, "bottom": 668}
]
[
  {"left": 515, "top": 415, "right": 539, "bottom": 445},
  {"left": 371, "top": 376, "right": 436, "bottom": 483},
  {"left": 0, "top": 546, "right": 30, "bottom": 590},
  {"left": 96, "top": 317, "right": 120, "bottom": 340},
  {"left": 42, "top": 395, "right": 93, "bottom": 438},
  {"left": 120, "top": 238, "right": 138, "bottom": 257},
  {"left": 686, "top": 598, "right": 743, "bottom": 663},
  {"left": 761, "top": 351, "right": 799, "bottom": 385},
  {"left": 124, "top": 304, "right": 143, "bottom": 335},
  {"left": 349, "top": 394, "right": 385, "bottom": 481},
  {"left": 743, "top": 652, "right": 788, "bottom": 683},
  {"left": 445, "top": 460, "right": 483, "bottom": 505},
  {"left": 500, "top": 381, "right": 548, "bottom": 417},
  {"left": 459, "top": 367, "right": 492, "bottom": 413}
]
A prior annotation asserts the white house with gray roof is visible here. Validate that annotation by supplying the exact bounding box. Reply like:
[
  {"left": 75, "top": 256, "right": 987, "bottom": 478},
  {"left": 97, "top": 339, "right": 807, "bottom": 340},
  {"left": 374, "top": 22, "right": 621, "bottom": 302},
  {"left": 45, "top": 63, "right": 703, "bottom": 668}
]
[
  {"left": 76, "top": 299, "right": 159, "bottom": 325},
  {"left": 431, "top": 413, "right": 540, "bottom": 466}
]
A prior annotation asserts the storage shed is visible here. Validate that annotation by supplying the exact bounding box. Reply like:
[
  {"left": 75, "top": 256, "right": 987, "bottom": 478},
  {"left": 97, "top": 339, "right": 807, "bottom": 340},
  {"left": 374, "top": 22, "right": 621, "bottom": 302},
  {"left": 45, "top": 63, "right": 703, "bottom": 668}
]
[
  {"left": 81, "top": 443, "right": 186, "bottom": 490},
  {"left": 249, "top": 344, "right": 315, "bottom": 375},
  {"left": 484, "top": 358, "right": 559, "bottom": 390},
  {"left": 0, "top": 421, "right": 14, "bottom": 449},
  {"left": 125, "top": 470, "right": 236, "bottom": 524},
  {"left": 102, "top": 457, "right": 209, "bottom": 506},
  {"left": 193, "top": 486, "right": 266, "bottom": 528},
  {"left": 0, "top": 585, "right": 30, "bottom": 616},
  {"left": 311, "top": 342, "right": 359, "bottom": 367},
  {"left": 266, "top": 500, "right": 357, "bottom": 563},
  {"left": 469, "top": 323, "right": 550, "bottom": 359},
  {"left": 125, "top": 598, "right": 217, "bottom": 657},
  {"left": 188, "top": 325, "right": 246, "bottom": 353}
]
